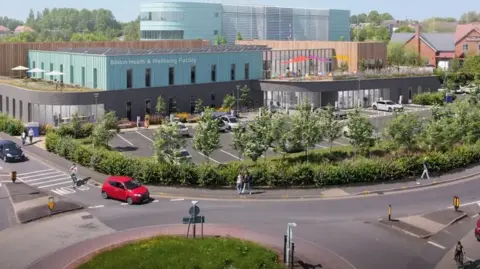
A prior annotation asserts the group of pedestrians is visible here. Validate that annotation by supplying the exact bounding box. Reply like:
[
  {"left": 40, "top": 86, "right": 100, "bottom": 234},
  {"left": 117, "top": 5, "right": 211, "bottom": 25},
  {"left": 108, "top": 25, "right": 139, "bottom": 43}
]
[
  {"left": 236, "top": 172, "right": 252, "bottom": 195},
  {"left": 20, "top": 128, "right": 35, "bottom": 146}
]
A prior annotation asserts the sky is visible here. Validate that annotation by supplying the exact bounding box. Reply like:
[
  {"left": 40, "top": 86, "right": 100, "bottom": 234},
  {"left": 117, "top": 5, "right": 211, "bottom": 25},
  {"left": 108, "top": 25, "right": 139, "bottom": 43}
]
[{"left": 2, "top": 0, "right": 478, "bottom": 23}]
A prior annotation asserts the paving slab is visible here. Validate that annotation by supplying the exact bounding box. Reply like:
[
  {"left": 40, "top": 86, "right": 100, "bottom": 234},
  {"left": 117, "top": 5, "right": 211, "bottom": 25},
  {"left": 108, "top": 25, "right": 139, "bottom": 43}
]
[
  {"left": 400, "top": 215, "right": 444, "bottom": 234},
  {"left": 423, "top": 209, "right": 468, "bottom": 225},
  {"left": 378, "top": 219, "right": 431, "bottom": 238}
]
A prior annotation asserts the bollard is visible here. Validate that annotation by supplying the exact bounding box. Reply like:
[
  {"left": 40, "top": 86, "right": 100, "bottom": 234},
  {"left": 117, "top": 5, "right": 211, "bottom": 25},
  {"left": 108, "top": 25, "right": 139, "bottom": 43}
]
[
  {"left": 48, "top": 196, "right": 55, "bottom": 211},
  {"left": 283, "top": 234, "right": 287, "bottom": 263},
  {"left": 11, "top": 171, "right": 16, "bottom": 183},
  {"left": 453, "top": 196, "right": 460, "bottom": 212},
  {"left": 388, "top": 204, "right": 392, "bottom": 221},
  {"left": 290, "top": 243, "right": 295, "bottom": 269}
]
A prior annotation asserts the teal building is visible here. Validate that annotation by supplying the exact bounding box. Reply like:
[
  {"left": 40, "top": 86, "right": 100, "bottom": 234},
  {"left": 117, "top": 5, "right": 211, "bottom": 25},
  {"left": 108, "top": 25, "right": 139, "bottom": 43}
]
[{"left": 27, "top": 45, "right": 268, "bottom": 91}]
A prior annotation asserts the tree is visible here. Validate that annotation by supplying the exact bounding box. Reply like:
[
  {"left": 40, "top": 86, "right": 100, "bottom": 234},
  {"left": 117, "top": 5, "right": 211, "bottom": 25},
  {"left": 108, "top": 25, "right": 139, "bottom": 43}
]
[
  {"left": 380, "top": 13, "right": 394, "bottom": 21},
  {"left": 214, "top": 34, "right": 221, "bottom": 45},
  {"left": 122, "top": 19, "right": 140, "bottom": 41},
  {"left": 250, "top": 108, "right": 274, "bottom": 159},
  {"left": 459, "top": 11, "right": 480, "bottom": 24},
  {"left": 26, "top": 10, "right": 35, "bottom": 26},
  {"left": 153, "top": 122, "right": 186, "bottom": 163},
  {"left": 220, "top": 35, "right": 227, "bottom": 45},
  {"left": 70, "top": 113, "right": 82, "bottom": 139},
  {"left": 222, "top": 94, "right": 236, "bottom": 111},
  {"left": 450, "top": 57, "right": 462, "bottom": 72},
  {"left": 367, "top": 11, "right": 381, "bottom": 25},
  {"left": 236, "top": 32, "right": 243, "bottom": 40},
  {"left": 383, "top": 112, "right": 422, "bottom": 153},
  {"left": 239, "top": 86, "right": 250, "bottom": 108},
  {"left": 194, "top": 98, "right": 203, "bottom": 114},
  {"left": 155, "top": 96, "right": 166, "bottom": 116},
  {"left": 338, "top": 62, "right": 349, "bottom": 72},
  {"left": 103, "top": 111, "right": 118, "bottom": 130},
  {"left": 339, "top": 36, "right": 345, "bottom": 41},
  {"left": 320, "top": 105, "right": 344, "bottom": 150},
  {"left": 291, "top": 101, "right": 324, "bottom": 161},
  {"left": 394, "top": 25, "right": 415, "bottom": 33},
  {"left": 462, "top": 56, "right": 480, "bottom": 73},
  {"left": 231, "top": 125, "right": 247, "bottom": 160},
  {"left": 193, "top": 107, "right": 221, "bottom": 161},
  {"left": 91, "top": 112, "right": 117, "bottom": 148},
  {"left": 214, "top": 34, "right": 228, "bottom": 45},
  {"left": 419, "top": 115, "right": 458, "bottom": 152},
  {"left": 270, "top": 111, "right": 295, "bottom": 161},
  {"left": 344, "top": 108, "right": 375, "bottom": 156},
  {"left": 388, "top": 43, "right": 406, "bottom": 68}
]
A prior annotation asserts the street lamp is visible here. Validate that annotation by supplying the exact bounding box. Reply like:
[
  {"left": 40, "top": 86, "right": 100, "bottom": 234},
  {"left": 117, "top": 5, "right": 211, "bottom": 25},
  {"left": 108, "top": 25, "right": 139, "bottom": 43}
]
[
  {"left": 236, "top": 84, "right": 240, "bottom": 115},
  {"left": 93, "top": 93, "right": 99, "bottom": 122}
]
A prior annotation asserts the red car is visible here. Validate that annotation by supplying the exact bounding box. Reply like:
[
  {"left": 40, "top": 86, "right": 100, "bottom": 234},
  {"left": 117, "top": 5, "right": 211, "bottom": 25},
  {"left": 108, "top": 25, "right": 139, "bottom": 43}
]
[
  {"left": 475, "top": 218, "right": 480, "bottom": 241},
  {"left": 101, "top": 176, "right": 150, "bottom": 205}
]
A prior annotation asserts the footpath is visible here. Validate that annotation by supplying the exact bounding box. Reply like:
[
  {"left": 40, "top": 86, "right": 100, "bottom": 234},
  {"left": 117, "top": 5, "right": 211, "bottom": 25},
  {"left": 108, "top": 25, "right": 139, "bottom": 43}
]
[
  {"left": 435, "top": 227, "right": 480, "bottom": 269},
  {"left": 5, "top": 131, "right": 480, "bottom": 201}
]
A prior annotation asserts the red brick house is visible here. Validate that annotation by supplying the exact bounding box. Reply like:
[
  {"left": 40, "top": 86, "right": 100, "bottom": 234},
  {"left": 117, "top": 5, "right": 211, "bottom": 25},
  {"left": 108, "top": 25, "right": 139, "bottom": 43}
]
[{"left": 454, "top": 23, "right": 480, "bottom": 57}]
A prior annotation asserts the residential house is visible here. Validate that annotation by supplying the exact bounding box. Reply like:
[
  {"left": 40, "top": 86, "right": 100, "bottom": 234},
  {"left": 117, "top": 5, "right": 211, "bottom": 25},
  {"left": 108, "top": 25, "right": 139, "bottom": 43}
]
[
  {"left": 14, "top": 26, "right": 34, "bottom": 35},
  {"left": 0, "top": 25, "right": 10, "bottom": 38},
  {"left": 455, "top": 22, "right": 480, "bottom": 57}
]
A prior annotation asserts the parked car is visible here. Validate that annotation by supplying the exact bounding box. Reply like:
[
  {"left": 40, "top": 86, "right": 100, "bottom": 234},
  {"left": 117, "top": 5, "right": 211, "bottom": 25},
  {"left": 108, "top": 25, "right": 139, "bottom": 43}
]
[
  {"left": 165, "top": 149, "right": 192, "bottom": 164},
  {"left": 475, "top": 218, "right": 480, "bottom": 241},
  {"left": 221, "top": 116, "right": 245, "bottom": 130},
  {"left": 177, "top": 123, "right": 189, "bottom": 136},
  {"left": 217, "top": 119, "right": 226, "bottom": 132},
  {"left": 0, "top": 140, "right": 26, "bottom": 162},
  {"left": 101, "top": 176, "right": 150, "bottom": 205},
  {"left": 317, "top": 107, "right": 347, "bottom": 119},
  {"left": 372, "top": 100, "right": 404, "bottom": 112}
]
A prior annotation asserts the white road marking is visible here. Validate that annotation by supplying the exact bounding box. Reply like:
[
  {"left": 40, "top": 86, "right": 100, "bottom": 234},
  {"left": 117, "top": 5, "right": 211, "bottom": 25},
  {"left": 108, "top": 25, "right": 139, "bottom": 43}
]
[
  {"left": 31, "top": 177, "right": 71, "bottom": 185},
  {"left": 170, "top": 198, "right": 185, "bottom": 201},
  {"left": 38, "top": 181, "right": 73, "bottom": 188},
  {"left": 135, "top": 131, "right": 153, "bottom": 142},
  {"left": 51, "top": 187, "right": 76, "bottom": 195},
  {"left": 88, "top": 205, "right": 105, "bottom": 209},
  {"left": 333, "top": 141, "right": 349, "bottom": 146},
  {"left": 220, "top": 149, "right": 242, "bottom": 160},
  {"left": 77, "top": 185, "right": 90, "bottom": 191},
  {"left": 20, "top": 171, "right": 60, "bottom": 179},
  {"left": 197, "top": 152, "right": 221, "bottom": 164},
  {"left": 17, "top": 169, "right": 54, "bottom": 176},
  {"left": 153, "top": 200, "right": 159, "bottom": 203},
  {"left": 471, "top": 214, "right": 479, "bottom": 219},
  {"left": 24, "top": 174, "right": 67, "bottom": 182},
  {"left": 0, "top": 183, "right": 2, "bottom": 187},
  {"left": 447, "top": 200, "right": 480, "bottom": 209},
  {"left": 466, "top": 256, "right": 474, "bottom": 262},
  {"left": 427, "top": 241, "right": 446, "bottom": 250},
  {"left": 120, "top": 203, "right": 128, "bottom": 206},
  {"left": 117, "top": 134, "right": 134, "bottom": 146}
]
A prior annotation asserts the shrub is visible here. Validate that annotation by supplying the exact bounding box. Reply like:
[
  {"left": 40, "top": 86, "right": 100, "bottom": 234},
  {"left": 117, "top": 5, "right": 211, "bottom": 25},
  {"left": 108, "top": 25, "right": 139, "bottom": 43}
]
[
  {"left": 175, "top": 112, "right": 189, "bottom": 123},
  {"left": 149, "top": 115, "right": 163, "bottom": 125},
  {"left": 412, "top": 92, "right": 449, "bottom": 106}
]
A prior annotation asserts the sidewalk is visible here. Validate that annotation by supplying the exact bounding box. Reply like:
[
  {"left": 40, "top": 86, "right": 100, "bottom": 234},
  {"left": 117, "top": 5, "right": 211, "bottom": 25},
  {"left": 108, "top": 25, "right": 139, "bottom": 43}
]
[
  {"left": 435, "top": 227, "right": 480, "bottom": 269},
  {"left": 6, "top": 131, "right": 480, "bottom": 200},
  {"left": 27, "top": 224, "right": 356, "bottom": 269}
]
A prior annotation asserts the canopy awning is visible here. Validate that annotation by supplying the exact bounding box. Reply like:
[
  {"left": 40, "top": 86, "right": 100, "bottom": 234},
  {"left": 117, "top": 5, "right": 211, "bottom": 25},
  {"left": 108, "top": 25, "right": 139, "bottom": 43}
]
[
  {"left": 27, "top": 68, "right": 45, "bottom": 73},
  {"left": 45, "top": 71, "right": 64, "bottom": 76},
  {"left": 11, "top": 66, "right": 29, "bottom": 71}
]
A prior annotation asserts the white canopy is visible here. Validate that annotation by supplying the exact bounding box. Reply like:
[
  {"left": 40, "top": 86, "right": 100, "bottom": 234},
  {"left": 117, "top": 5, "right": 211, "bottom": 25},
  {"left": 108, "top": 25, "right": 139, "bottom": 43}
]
[
  {"left": 27, "top": 68, "right": 45, "bottom": 73},
  {"left": 45, "top": 71, "right": 64, "bottom": 76},
  {"left": 11, "top": 66, "right": 29, "bottom": 71}
]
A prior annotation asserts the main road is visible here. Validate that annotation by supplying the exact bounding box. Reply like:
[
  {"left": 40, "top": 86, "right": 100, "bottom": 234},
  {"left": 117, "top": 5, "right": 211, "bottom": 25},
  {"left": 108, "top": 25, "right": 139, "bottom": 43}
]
[{"left": 0, "top": 132, "right": 479, "bottom": 269}]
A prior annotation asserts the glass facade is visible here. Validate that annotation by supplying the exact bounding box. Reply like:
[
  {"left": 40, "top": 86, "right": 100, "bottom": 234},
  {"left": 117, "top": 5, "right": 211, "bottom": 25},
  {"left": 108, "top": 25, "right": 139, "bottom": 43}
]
[
  {"left": 30, "top": 104, "right": 105, "bottom": 125},
  {"left": 141, "top": 30, "right": 184, "bottom": 40},
  {"left": 140, "top": 11, "right": 184, "bottom": 21}
]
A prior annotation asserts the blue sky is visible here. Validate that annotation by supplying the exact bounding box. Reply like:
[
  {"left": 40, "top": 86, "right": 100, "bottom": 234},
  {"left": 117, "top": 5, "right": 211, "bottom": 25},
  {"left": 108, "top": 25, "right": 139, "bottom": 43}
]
[{"left": 2, "top": 0, "right": 477, "bottom": 22}]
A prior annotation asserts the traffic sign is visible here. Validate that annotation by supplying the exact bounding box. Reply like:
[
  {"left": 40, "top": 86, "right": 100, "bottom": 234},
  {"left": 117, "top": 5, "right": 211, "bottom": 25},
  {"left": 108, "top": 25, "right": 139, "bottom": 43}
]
[
  {"left": 189, "top": 205, "right": 200, "bottom": 216},
  {"left": 182, "top": 216, "right": 205, "bottom": 224}
]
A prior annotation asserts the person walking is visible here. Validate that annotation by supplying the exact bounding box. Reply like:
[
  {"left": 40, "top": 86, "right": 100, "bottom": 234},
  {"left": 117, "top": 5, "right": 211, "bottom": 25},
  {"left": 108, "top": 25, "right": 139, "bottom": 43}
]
[
  {"left": 421, "top": 157, "right": 430, "bottom": 180},
  {"left": 454, "top": 241, "right": 464, "bottom": 267},
  {"left": 236, "top": 173, "right": 243, "bottom": 194},
  {"left": 28, "top": 128, "right": 34, "bottom": 145},
  {"left": 21, "top": 129, "right": 27, "bottom": 146},
  {"left": 70, "top": 163, "right": 78, "bottom": 189},
  {"left": 242, "top": 172, "right": 252, "bottom": 195}
]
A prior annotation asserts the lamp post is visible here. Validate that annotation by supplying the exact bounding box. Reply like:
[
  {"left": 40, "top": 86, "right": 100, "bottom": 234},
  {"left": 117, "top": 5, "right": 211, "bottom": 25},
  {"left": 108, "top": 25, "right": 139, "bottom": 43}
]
[
  {"left": 236, "top": 84, "right": 240, "bottom": 115},
  {"left": 93, "top": 93, "right": 99, "bottom": 122}
]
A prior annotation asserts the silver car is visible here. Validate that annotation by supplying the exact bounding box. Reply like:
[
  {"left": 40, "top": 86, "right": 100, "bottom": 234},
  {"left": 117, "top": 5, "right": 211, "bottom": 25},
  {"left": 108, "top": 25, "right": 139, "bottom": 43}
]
[{"left": 177, "top": 123, "right": 189, "bottom": 136}]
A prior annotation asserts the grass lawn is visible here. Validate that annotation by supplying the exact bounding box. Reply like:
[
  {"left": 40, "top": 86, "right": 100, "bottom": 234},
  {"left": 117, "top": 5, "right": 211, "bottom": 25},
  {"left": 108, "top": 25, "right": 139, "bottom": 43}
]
[
  {"left": 77, "top": 236, "right": 284, "bottom": 269},
  {"left": 0, "top": 78, "right": 95, "bottom": 92}
]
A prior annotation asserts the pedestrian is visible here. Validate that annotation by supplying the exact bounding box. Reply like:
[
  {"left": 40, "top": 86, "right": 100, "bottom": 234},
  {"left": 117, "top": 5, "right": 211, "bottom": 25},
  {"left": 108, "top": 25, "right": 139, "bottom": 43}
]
[
  {"left": 70, "top": 163, "right": 78, "bottom": 189},
  {"left": 21, "top": 129, "right": 27, "bottom": 146},
  {"left": 421, "top": 157, "right": 430, "bottom": 180},
  {"left": 28, "top": 128, "right": 34, "bottom": 145},
  {"left": 454, "top": 241, "right": 464, "bottom": 267},
  {"left": 236, "top": 173, "right": 243, "bottom": 194},
  {"left": 242, "top": 172, "right": 252, "bottom": 195}
]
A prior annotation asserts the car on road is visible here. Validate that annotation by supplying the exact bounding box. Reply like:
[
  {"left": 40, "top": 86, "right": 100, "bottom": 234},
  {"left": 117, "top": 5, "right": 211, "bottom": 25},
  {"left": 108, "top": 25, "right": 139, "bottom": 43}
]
[
  {"left": 0, "top": 140, "right": 26, "bottom": 162},
  {"left": 221, "top": 116, "right": 244, "bottom": 130},
  {"left": 372, "top": 100, "right": 404, "bottom": 112},
  {"left": 317, "top": 106, "right": 347, "bottom": 119},
  {"left": 177, "top": 123, "right": 189, "bottom": 136},
  {"left": 101, "top": 176, "right": 150, "bottom": 205},
  {"left": 475, "top": 218, "right": 480, "bottom": 241}
]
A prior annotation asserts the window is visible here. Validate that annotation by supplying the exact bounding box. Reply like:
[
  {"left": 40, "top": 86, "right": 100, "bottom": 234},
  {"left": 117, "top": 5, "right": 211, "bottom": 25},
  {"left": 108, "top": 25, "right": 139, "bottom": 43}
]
[
  {"left": 214, "top": 30, "right": 218, "bottom": 36},
  {"left": 145, "top": 100, "right": 151, "bottom": 115},
  {"left": 141, "top": 30, "right": 184, "bottom": 40},
  {"left": 12, "top": 98, "right": 15, "bottom": 118},
  {"left": 211, "top": 64, "right": 216, "bottom": 82},
  {"left": 126, "top": 69, "right": 133, "bottom": 88},
  {"left": 41, "top": 63, "right": 44, "bottom": 79},
  {"left": 145, "top": 68, "right": 151, "bottom": 87},
  {"left": 70, "top": 65, "right": 74, "bottom": 83},
  {"left": 190, "top": 65, "right": 196, "bottom": 84},
  {"left": 27, "top": 103, "right": 31, "bottom": 122},
  {"left": 59, "top": 64, "right": 63, "bottom": 82},
  {"left": 49, "top": 63, "right": 53, "bottom": 80},
  {"left": 168, "top": 67, "right": 175, "bottom": 85},
  {"left": 126, "top": 102, "right": 132, "bottom": 121},
  {"left": 210, "top": 93, "right": 216, "bottom": 101},
  {"left": 244, "top": 63, "right": 249, "bottom": 80},
  {"left": 6, "top": 97, "right": 9, "bottom": 113},
  {"left": 32, "top": 61, "right": 35, "bottom": 77},
  {"left": 231, "top": 64, "right": 235, "bottom": 80},
  {"left": 81, "top": 67, "right": 85, "bottom": 86},
  {"left": 214, "top": 12, "right": 219, "bottom": 17},
  {"left": 19, "top": 100, "right": 22, "bottom": 119},
  {"left": 140, "top": 11, "right": 184, "bottom": 21},
  {"left": 32, "top": 61, "right": 35, "bottom": 69},
  {"left": 463, "top": 44, "right": 469, "bottom": 52},
  {"left": 93, "top": 68, "right": 98, "bottom": 89}
]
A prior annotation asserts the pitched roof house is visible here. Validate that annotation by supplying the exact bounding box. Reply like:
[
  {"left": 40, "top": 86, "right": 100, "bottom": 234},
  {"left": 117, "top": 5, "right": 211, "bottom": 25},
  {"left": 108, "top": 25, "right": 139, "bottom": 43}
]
[
  {"left": 0, "top": 25, "right": 10, "bottom": 37},
  {"left": 14, "top": 26, "right": 34, "bottom": 34}
]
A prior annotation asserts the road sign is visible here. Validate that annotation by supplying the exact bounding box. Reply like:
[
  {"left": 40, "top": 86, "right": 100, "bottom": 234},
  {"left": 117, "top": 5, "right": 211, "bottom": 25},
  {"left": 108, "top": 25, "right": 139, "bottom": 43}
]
[
  {"left": 189, "top": 205, "right": 200, "bottom": 216},
  {"left": 182, "top": 216, "right": 205, "bottom": 224}
]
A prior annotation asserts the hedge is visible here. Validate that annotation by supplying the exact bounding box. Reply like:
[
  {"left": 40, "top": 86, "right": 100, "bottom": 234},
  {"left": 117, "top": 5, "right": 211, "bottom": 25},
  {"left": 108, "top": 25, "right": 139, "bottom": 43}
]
[
  {"left": 412, "top": 91, "right": 454, "bottom": 106},
  {"left": 0, "top": 113, "right": 25, "bottom": 136},
  {"left": 44, "top": 131, "right": 480, "bottom": 187}
]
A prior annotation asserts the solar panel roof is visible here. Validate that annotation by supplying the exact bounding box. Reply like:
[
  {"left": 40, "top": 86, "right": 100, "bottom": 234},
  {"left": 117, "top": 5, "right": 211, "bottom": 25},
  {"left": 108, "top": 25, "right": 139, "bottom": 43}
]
[{"left": 54, "top": 45, "right": 271, "bottom": 56}]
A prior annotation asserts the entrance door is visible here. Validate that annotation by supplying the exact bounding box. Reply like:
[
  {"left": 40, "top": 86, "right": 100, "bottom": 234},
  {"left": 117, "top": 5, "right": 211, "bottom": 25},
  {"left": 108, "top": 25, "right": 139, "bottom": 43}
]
[{"left": 126, "top": 102, "right": 132, "bottom": 121}]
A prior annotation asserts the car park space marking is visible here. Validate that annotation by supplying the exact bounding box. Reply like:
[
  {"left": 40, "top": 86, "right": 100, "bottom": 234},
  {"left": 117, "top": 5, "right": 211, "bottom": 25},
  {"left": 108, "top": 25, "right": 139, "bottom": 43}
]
[
  {"left": 427, "top": 241, "right": 446, "bottom": 250},
  {"left": 116, "top": 134, "right": 134, "bottom": 146},
  {"left": 170, "top": 198, "right": 185, "bottom": 201},
  {"left": 120, "top": 203, "right": 128, "bottom": 206},
  {"left": 135, "top": 130, "right": 154, "bottom": 142},
  {"left": 471, "top": 214, "right": 479, "bottom": 219},
  {"left": 152, "top": 200, "right": 159, "bottom": 203},
  {"left": 88, "top": 205, "right": 105, "bottom": 209},
  {"left": 220, "top": 149, "right": 242, "bottom": 160},
  {"left": 197, "top": 152, "right": 221, "bottom": 164}
]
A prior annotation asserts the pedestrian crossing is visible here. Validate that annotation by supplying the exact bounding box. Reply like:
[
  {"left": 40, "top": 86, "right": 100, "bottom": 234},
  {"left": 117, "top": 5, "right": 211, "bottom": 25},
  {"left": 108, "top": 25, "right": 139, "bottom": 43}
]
[{"left": 16, "top": 168, "right": 91, "bottom": 196}]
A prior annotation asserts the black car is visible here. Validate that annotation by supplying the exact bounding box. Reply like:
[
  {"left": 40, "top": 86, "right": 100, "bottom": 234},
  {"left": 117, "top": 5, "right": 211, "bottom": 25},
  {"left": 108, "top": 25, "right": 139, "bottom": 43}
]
[{"left": 0, "top": 140, "right": 26, "bottom": 162}]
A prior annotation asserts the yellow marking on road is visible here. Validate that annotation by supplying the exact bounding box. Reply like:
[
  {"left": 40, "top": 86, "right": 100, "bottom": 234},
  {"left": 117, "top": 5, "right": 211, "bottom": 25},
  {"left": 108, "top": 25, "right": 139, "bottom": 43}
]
[{"left": 363, "top": 190, "right": 369, "bottom": 194}]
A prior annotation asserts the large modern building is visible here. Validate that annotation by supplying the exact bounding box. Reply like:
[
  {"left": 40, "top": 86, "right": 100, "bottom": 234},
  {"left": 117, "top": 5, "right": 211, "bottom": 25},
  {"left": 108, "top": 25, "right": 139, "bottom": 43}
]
[{"left": 140, "top": 2, "right": 350, "bottom": 44}]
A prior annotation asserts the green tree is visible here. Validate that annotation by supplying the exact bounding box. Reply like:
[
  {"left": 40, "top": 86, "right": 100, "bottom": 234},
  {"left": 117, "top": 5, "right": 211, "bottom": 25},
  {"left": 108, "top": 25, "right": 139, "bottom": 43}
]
[
  {"left": 122, "top": 19, "right": 140, "bottom": 41},
  {"left": 387, "top": 42, "right": 406, "bottom": 68},
  {"left": 194, "top": 98, "right": 203, "bottom": 114},
  {"left": 26, "top": 10, "right": 35, "bottom": 26},
  {"left": 155, "top": 96, "right": 166, "bottom": 116},
  {"left": 338, "top": 62, "right": 349, "bottom": 72},
  {"left": 394, "top": 25, "right": 415, "bottom": 33},
  {"left": 339, "top": 36, "right": 345, "bottom": 41},
  {"left": 220, "top": 35, "right": 227, "bottom": 45},
  {"left": 291, "top": 101, "right": 324, "bottom": 161},
  {"left": 250, "top": 108, "right": 274, "bottom": 159},
  {"left": 459, "top": 11, "right": 480, "bottom": 24},
  {"left": 320, "top": 105, "right": 344, "bottom": 150},
  {"left": 462, "top": 56, "right": 480, "bottom": 73},
  {"left": 91, "top": 117, "right": 116, "bottom": 148},
  {"left": 239, "top": 86, "right": 250, "bottom": 108},
  {"left": 383, "top": 112, "right": 422, "bottom": 153},
  {"left": 103, "top": 111, "right": 119, "bottom": 131},
  {"left": 236, "top": 32, "right": 243, "bottom": 40},
  {"left": 419, "top": 115, "right": 458, "bottom": 152},
  {"left": 367, "top": 11, "right": 381, "bottom": 24},
  {"left": 153, "top": 122, "right": 186, "bottom": 163},
  {"left": 214, "top": 34, "right": 221, "bottom": 45},
  {"left": 231, "top": 125, "right": 247, "bottom": 160},
  {"left": 345, "top": 108, "right": 375, "bottom": 156},
  {"left": 270, "top": 111, "right": 295, "bottom": 161},
  {"left": 222, "top": 94, "right": 236, "bottom": 111},
  {"left": 193, "top": 107, "right": 221, "bottom": 161},
  {"left": 450, "top": 57, "right": 462, "bottom": 72},
  {"left": 70, "top": 113, "right": 82, "bottom": 139}
]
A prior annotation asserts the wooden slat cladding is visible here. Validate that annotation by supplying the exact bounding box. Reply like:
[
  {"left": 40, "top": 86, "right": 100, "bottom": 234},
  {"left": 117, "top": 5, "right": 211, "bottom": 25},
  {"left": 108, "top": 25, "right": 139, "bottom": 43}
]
[
  {"left": 0, "top": 40, "right": 210, "bottom": 76},
  {"left": 236, "top": 40, "right": 387, "bottom": 72}
]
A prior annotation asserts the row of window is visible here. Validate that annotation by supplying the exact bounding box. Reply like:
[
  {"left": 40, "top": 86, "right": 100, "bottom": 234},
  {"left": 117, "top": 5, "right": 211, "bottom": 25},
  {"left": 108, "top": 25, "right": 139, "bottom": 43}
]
[
  {"left": 140, "top": 11, "right": 185, "bottom": 21},
  {"left": 141, "top": 30, "right": 184, "bottom": 40},
  {"left": 462, "top": 43, "right": 480, "bottom": 52},
  {"left": 32, "top": 61, "right": 98, "bottom": 88},
  {"left": 0, "top": 95, "right": 23, "bottom": 119},
  {"left": 126, "top": 63, "right": 250, "bottom": 89}
]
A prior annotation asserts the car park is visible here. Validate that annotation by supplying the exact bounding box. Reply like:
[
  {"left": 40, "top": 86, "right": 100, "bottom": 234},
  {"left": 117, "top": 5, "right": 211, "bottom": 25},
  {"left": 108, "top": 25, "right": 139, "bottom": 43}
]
[
  {"left": 317, "top": 106, "right": 347, "bottom": 119},
  {"left": 101, "top": 176, "right": 150, "bottom": 205},
  {"left": 177, "top": 123, "right": 189, "bottom": 136},
  {"left": 0, "top": 140, "right": 26, "bottom": 162},
  {"left": 372, "top": 100, "right": 404, "bottom": 112},
  {"left": 221, "top": 115, "right": 243, "bottom": 130}
]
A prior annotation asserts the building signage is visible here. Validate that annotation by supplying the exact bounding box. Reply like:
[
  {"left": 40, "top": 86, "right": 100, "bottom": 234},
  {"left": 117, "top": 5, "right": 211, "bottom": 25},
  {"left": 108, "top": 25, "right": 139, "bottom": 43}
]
[
  {"left": 466, "top": 37, "right": 480, "bottom": 42},
  {"left": 110, "top": 57, "right": 197, "bottom": 66}
]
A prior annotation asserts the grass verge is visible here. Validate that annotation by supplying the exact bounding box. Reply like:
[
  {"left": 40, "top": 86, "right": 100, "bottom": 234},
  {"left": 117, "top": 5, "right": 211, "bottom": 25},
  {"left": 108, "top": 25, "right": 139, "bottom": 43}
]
[{"left": 77, "top": 236, "right": 284, "bottom": 269}]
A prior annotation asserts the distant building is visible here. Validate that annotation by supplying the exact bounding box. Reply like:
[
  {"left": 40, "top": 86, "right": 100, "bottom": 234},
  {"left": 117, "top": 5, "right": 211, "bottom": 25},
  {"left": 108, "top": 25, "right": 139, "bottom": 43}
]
[
  {"left": 0, "top": 25, "right": 10, "bottom": 37},
  {"left": 14, "top": 26, "right": 34, "bottom": 34}
]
